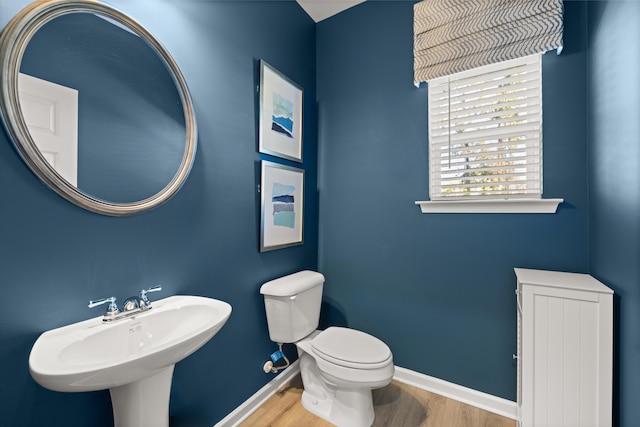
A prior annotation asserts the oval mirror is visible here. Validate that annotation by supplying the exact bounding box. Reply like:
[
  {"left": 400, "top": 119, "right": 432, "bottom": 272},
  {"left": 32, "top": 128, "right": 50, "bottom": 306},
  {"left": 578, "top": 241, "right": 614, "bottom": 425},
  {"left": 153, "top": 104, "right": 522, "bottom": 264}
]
[{"left": 0, "top": 0, "right": 197, "bottom": 216}]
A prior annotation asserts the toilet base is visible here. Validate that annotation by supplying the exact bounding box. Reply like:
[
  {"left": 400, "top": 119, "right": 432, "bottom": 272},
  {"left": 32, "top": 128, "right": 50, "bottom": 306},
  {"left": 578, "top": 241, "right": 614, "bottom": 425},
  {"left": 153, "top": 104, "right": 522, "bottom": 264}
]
[
  {"left": 301, "top": 386, "right": 375, "bottom": 427},
  {"left": 297, "top": 338, "right": 379, "bottom": 427}
]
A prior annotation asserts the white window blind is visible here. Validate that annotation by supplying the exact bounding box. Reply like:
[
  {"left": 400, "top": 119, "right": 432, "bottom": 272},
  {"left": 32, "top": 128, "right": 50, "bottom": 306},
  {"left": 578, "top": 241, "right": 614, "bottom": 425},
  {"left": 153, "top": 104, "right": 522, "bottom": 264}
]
[{"left": 428, "top": 54, "right": 542, "bottom": 201}]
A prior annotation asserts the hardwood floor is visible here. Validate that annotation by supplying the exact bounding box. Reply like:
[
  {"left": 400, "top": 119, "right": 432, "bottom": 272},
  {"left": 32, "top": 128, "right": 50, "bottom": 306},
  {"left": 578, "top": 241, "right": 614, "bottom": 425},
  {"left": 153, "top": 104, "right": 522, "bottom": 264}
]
[{"left": 240, "top": 374, "right": 515, "bottom": 427}]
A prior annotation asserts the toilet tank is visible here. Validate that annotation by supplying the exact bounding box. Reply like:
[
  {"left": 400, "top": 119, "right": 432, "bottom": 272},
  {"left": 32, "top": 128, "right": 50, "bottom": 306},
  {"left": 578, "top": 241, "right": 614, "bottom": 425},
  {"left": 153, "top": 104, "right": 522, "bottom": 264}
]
[{"left": 260, "top": 270, "right": 324, "bottom": 343}]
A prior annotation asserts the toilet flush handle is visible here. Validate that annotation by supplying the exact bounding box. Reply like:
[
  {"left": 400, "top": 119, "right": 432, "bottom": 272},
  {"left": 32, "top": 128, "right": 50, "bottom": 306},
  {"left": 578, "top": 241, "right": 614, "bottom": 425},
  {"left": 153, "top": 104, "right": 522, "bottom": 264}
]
[{"left": 290, "top": 295, "right": 296, "bottom": 301}]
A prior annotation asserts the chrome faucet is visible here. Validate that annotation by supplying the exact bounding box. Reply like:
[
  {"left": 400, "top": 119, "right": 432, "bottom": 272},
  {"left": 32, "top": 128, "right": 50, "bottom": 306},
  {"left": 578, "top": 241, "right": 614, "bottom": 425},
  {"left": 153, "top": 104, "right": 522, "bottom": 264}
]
[
  {"left": 89, "top": 286, "right": 162, "bottom": 322},
  {"left": 88, "top": 296, "right": 119, "bottom": 321},
  {"left": 122, "top": 296, "right": 145, "bottom": 312},
  {"left": 140, "top": 285, "right": 162, "bottom": 307}
]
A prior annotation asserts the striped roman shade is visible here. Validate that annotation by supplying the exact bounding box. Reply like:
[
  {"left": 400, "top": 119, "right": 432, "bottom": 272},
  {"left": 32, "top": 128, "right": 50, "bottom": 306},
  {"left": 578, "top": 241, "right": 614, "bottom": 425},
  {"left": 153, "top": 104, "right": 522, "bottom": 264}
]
[{"left": 414, "top": 0, "right": 563, "bottom": 84}]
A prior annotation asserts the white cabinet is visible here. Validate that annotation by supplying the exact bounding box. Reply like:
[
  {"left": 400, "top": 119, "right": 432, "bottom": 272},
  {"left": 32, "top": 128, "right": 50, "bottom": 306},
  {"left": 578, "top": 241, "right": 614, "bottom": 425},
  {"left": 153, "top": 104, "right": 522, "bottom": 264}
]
[{"left": 515, "top": 268, "right": 613, "bottom": 427}]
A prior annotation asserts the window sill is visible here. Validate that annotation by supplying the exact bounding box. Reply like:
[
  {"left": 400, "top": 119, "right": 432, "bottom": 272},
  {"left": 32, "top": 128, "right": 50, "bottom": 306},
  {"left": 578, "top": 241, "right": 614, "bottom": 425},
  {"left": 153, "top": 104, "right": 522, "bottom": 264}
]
[{"left": 414, "top": 198, "right": 564, "bottom": 214}]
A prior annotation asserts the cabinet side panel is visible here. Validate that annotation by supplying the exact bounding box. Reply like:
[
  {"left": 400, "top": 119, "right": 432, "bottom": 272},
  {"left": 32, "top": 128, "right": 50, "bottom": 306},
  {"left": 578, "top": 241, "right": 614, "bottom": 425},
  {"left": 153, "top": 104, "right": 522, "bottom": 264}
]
[
  {"left": 533, "top": 294, "right": 550, "bottom": 425},
  {"left": 517, "top": 285, "right": 523, "bottom": 424},
  {"left": 598, "top": 294, "right": 614, "bottom": 427},
  {"left": 580, "top": 301, "right": 598, "bottom": 425},
  {"left": 563, "top": 298, "right": 583, "bottom": 426},
  {"left": 522, "top": 285, "right": 535, "bottom": 427},
  {"left": 545, "top": 296, "right": 566, "bottom": 423}
]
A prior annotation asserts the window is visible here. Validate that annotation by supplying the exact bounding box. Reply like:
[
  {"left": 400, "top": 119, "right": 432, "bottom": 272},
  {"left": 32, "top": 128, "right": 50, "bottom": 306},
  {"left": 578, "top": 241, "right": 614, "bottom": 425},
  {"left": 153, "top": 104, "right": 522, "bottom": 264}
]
[{"left": 428, "top": 54, "right": 542, "bottom": 201}]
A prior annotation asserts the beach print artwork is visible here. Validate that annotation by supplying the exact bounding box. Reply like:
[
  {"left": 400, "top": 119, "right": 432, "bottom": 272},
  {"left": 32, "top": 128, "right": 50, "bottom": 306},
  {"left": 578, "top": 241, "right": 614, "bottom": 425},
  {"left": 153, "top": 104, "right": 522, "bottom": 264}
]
[
  {"left": 260, "top": 161, "right": 304, "bottom": 252},
  {"left": 271, "top": 93, "right": 294, "bottom": 139},
  {"left": 271, "top": 182, "right": 295, "bottom": 228},
  {"left": 259, "top": 60, "right": 303, "bottom": 162}
]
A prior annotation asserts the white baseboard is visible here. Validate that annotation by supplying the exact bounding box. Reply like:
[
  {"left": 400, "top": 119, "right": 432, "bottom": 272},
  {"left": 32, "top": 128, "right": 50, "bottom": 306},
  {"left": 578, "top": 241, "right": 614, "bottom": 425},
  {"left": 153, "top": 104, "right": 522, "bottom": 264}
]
[
  {"left": 214, "top": 363, "right": 517, "bottom": 426},
  {"left": 393, "top": 366, "right": 517, "bottom": 420},
  {"left": 214, "top": 360, "right": 301, "bottom": 427}
]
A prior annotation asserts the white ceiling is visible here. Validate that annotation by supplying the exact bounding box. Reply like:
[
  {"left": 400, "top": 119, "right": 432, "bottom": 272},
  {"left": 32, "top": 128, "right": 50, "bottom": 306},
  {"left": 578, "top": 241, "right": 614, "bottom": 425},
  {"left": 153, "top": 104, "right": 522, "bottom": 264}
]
[{"left": 296, "top": 0, "right": 367, "bottom": 22}]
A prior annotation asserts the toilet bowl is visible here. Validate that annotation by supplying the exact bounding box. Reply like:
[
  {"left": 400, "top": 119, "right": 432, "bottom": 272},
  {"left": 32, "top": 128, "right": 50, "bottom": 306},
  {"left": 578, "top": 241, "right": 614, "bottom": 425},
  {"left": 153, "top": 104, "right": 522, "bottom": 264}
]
[
  {"left": 261, "top": 271, "right": 394, "bottom": 427},
  {"left": 297, "top": 328, "right": 394, "bottom": 426}
]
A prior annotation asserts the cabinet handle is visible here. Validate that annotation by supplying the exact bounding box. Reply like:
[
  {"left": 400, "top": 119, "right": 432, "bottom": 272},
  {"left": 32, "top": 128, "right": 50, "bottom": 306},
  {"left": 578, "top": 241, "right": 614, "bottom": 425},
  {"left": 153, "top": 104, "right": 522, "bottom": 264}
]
[{"left": 513, "top": 354, "right": 519, "bottom": 360}]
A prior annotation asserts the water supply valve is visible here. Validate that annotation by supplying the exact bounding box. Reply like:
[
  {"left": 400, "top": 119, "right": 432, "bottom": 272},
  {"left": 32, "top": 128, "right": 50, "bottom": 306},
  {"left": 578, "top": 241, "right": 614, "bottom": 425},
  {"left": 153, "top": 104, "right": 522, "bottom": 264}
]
[
  {"left": 263, "top": 344, "right": 290, "bottom": 374},
  {"left": 270, "top": 349, "right": 285, "bottom": 363}
]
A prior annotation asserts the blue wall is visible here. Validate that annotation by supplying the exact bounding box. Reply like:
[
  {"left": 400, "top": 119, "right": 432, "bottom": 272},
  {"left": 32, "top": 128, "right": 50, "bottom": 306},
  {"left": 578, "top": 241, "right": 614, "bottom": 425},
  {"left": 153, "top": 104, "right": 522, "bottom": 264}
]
[
  {"left": 0, "top": 1, "right": 317, "bottom": 425},
  {"left": 588, "top": 2, "right": 640, "bottom": 427},
  {"left": 2, "top": 0, "right": 639, "bottom": 426},
  {"left": 316, "top": 1, "right": 589, "bottom": 401}
]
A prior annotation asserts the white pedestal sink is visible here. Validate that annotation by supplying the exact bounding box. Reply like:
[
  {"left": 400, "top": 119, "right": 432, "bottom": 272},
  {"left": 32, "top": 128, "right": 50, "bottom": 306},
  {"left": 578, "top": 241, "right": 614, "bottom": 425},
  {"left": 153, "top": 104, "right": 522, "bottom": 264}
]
[{"left": 29, "top": 295, "right": 232, "bottom": 427}]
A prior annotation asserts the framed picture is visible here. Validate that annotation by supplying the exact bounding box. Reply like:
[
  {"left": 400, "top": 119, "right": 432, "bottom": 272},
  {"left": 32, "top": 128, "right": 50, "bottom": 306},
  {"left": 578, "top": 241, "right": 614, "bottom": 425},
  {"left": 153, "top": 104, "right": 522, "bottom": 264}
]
[
  {"left": 259, "top": 60, "right": 303, "bottom": 162},
  {"left": 260, "top": 161, "right": 304, "bottom": 252}
]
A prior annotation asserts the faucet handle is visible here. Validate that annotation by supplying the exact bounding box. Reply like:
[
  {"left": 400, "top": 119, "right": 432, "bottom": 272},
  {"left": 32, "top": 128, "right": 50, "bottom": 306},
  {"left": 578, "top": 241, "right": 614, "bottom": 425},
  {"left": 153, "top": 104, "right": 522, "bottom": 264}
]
[
  {"left": 88, "top": 296, "right": 119, "bottom": 316},
  {"left": 140, "top": 285, "right": 162, "bottom": 306}
]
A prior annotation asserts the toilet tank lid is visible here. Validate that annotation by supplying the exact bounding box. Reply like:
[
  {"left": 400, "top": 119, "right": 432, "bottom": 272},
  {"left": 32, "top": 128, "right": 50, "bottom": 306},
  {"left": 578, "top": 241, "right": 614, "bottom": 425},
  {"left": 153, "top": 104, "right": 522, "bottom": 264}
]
[{"left": 260, "top": 270, "right": 325, "bottom": 297}]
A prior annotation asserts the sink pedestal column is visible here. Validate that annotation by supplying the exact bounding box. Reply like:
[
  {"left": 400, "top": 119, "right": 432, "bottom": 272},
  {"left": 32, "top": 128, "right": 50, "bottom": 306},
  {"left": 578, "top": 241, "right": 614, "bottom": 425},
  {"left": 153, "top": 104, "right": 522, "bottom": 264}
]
[{"left": 109, "top": 365, "right": 175, "bottom": 427}]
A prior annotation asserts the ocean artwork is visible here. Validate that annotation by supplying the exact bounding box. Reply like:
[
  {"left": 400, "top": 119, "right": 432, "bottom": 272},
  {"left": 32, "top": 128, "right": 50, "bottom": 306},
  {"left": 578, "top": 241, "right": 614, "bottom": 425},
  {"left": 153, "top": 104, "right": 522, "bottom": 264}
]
[
  {"left": 260, "top": 160, "right": 304, "bottom": 251},
  {"left": 272, "top": 182, "right": 295, "bottom": 228},
  {"left": 271, "top": 92, "right": 294, "bottom": 138}
]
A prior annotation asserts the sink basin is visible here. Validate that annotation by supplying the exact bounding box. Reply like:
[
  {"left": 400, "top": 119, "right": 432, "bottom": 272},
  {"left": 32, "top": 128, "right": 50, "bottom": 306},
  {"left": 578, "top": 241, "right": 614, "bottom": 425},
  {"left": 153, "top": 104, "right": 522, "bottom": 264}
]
[{"left": 29, "top": 295, "right": 232, "bottom": 426}]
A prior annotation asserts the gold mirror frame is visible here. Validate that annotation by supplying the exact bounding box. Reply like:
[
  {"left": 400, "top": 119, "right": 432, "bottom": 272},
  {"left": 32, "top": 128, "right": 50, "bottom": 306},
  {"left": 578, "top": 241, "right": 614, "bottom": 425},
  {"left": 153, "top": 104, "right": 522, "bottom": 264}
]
[{"left": 0, "top": 0, "right": 197, "bottom": 216}]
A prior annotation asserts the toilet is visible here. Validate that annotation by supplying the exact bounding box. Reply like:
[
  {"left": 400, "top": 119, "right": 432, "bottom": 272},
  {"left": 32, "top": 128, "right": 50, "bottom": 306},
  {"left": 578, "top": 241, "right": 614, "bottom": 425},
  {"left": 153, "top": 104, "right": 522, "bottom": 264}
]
[{"left": 260, "top": 270, "right": 394, "bottom": 427}]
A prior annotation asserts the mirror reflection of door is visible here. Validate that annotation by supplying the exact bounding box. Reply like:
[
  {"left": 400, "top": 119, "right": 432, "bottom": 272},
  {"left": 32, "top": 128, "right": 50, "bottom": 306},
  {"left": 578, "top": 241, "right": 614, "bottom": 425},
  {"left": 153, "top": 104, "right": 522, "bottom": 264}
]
[{"left": 18, "top": 72, "right": 78, "bottom": 186}]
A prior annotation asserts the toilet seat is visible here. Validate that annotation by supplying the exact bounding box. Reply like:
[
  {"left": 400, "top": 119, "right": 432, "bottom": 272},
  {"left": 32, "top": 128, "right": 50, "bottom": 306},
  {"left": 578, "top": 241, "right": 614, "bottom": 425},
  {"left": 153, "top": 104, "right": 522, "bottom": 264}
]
[{"left": 311, "top": 327, "right": 392, "bottom": 370}]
